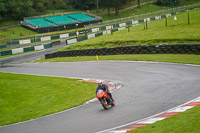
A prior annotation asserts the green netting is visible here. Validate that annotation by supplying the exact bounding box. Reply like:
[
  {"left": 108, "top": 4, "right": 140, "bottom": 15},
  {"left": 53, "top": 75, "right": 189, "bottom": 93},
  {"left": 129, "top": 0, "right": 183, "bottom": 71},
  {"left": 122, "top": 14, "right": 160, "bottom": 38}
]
[
  {"left": 161, "top": 15, "right": 166, "bottom": 18},
  {"left": 112, "top": 29, "right": 118, "bottom": 32},
  {"left": 88, "top": 29, "right": 92, "bottom": 33},
  {"left": 44, "top": 43, "right": 52, "bottom": 49},
  {"left": 0, "top": 50, "right": 12, "bottom": 56},
  {"left": 68, "top": 14, "right": 95, "bottom": 22},
  {"left": 138, "top": 19, "right": 144, "bottom": 23},
  {"left": 113, "top": 24, "right": 119, "bottom": 28},
  {"left": 0, "top": 45, "right": 6, "bottom": 49},
  {"left": 98, "top": 32, "right": 103, "bottom": 36},
  {"left": 69, "top": 32, "right": 76, "bottom": 37},
  {"left": 51, "top": 35, "right": 60, "bottom": 40},
  {"left": 126, "top": 21, "right": 132, "bottom": 25},
  {"left": 100, "top": 26, "right": 106, "bottom": 30},
  {"left": 7, "top": 41, "right": 20, "bottom": 45},
  {"left": 150, "top": 17, "right": 155, "bottom": 21},
  {"left": 45, "top": 16, "right": 78, "bottom": 25},
  {"left": 24, "top": 46, "right": 35, "bottom": 52},
  {"left": 78, "top": 35, "right": 87, "bottom": 41},
  {"left": 27, "top": 18, "right": 55, "bottom": 28},
  {"left": 31, "top": 38, "right": 41, "bottom": 43}
]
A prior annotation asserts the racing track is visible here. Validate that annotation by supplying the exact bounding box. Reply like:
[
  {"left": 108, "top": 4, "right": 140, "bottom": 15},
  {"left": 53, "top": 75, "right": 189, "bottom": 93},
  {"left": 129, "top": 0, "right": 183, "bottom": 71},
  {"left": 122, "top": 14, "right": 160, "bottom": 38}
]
[{"left": 0, "top": 59, "right": 200, "bottom": 133}]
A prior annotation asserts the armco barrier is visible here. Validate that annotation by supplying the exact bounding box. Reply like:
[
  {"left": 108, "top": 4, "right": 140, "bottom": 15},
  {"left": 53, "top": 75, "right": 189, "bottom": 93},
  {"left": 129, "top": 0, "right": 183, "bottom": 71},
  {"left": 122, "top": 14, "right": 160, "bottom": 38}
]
[{"left": 45, "top": 44, "right": 200, "bottom": 59}]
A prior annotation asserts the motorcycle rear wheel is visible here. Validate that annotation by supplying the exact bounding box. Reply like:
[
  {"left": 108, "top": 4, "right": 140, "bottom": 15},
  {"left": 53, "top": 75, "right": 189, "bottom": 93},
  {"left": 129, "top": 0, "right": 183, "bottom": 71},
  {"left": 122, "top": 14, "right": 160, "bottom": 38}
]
[{"left": 111, "top": 99, "right": 115, "bottom": 106}]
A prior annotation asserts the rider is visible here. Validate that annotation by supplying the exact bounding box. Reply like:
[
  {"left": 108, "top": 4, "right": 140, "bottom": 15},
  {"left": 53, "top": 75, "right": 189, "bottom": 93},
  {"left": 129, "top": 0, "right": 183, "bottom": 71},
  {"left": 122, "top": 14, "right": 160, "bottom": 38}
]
[{"left": 96, "top": 81, "right": 113, "bottom": 99}]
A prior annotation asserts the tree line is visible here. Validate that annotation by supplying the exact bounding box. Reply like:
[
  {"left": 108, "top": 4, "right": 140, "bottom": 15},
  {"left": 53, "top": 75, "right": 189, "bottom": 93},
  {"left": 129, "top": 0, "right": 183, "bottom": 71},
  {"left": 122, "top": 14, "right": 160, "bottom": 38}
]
[
  {"left": 0, "top": 0, "right": 69, "bottom": 22},
  {"left": 0, "top": 0, "right": 179, "bottom": 22}
]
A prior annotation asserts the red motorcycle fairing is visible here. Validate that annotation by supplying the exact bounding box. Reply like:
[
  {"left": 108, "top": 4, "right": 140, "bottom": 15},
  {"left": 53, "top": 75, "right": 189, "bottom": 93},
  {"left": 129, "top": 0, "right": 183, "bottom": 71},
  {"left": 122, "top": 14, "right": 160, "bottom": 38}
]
[{"left": 96, "top": 89, "right": 108, "bottom": 99}]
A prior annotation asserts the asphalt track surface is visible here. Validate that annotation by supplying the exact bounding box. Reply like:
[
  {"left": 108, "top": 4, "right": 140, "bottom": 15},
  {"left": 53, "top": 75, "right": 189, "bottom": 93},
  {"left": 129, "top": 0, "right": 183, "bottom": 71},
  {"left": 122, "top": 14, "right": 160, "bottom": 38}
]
[
  {"left": 0, "top": 43, "right": 66, "bottom": 65},
  {"left": 1, "top": 57, "right": 200, "bottom": 133}
]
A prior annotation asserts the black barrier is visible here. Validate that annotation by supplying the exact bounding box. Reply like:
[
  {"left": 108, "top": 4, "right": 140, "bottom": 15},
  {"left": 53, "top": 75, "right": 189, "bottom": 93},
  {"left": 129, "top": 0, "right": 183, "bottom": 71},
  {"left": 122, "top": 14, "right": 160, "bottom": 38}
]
[{"left": 45, "top": 44, "right": 200, "bottom": 59}]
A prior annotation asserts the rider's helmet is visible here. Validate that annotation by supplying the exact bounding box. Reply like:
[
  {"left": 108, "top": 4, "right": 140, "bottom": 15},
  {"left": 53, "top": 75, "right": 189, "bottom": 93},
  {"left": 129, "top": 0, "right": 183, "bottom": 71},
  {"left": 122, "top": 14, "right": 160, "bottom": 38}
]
[{"left": 97, "top": 81, "right": 103, "bottom": 88}]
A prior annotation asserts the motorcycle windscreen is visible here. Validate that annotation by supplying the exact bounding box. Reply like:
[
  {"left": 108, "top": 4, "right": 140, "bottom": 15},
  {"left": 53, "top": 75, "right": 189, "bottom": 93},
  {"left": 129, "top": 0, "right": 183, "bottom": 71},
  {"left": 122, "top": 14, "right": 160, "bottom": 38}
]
[{"left": 97, "top": 89, "right": 105, "bottom": 98}]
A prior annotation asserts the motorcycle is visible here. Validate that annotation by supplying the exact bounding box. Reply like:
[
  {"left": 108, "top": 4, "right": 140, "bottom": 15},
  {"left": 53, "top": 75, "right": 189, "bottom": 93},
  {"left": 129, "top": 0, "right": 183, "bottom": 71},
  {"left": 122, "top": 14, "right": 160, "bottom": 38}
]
[{"left": 96, "top": 89, "right": 115, "bottom": 110}]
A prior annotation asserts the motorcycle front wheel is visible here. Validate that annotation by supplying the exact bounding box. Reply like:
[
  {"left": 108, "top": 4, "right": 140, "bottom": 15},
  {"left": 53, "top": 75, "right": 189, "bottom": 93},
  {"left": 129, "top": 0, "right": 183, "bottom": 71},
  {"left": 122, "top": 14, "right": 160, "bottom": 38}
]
[{"left": 100, "top": 98, "right": 108, "bottom": 110}]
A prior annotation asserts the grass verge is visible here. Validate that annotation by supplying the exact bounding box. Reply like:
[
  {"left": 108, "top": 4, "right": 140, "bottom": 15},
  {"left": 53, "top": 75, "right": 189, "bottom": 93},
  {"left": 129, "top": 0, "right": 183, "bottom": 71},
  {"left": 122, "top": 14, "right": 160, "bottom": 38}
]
[
  {"left": 0, "top": 21, "right": 19, "bottom": 27},
  {"left": 0, "top": 72, "right": 96, "bottom": 126},
  {"left": 129, "top": 105, "right": 200, "bottom": 133},
  {"left": 32, "top": 54, "right": 200, "bottom": 65},
  {"left": 0, "top": 26, "right": 37, "bottom": 43},
  {"left": 59, "top": 8, "right": 200, "bottom": 51},
  {"left": 101, "top": 4, "right": 169, "bottom": 21}
]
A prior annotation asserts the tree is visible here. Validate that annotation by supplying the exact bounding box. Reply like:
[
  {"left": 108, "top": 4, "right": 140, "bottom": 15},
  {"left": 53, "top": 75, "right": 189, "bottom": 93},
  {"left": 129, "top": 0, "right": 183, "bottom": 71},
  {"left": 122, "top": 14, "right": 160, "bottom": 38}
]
[
  {"left": 113, "top": 0, "right": 121, "bottom": 15},
  {"left": 36, "top": 2, "right": 45, "bottom": 12},
  {"left": 137, "top": 0, "right": 140, "bottom": 8},
  {"left": 69, "top": 0, "right": 96, "bottom": 10},
  {"left": 113, "top": 0, "right": 127, "bottom": 16},
  {"left": 156, "top": 0, "right": 179, "bottom": 6},
  {"left": 0, "top": 0, "right": 7, "bottom": 21},
  {"left": 100, "top": 0, "right": 113, "bottom": 16},
  {"left": 5, "top": 0, "right": 33, "bottom": 20},
  {"left": 96, "top": 0, "right": 99, "bottom": 15}
]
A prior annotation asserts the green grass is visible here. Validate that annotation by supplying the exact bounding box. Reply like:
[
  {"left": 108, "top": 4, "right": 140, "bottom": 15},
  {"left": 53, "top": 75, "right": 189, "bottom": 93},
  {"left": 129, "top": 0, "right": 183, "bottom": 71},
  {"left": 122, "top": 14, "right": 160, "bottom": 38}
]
[
  {"left": 0, "top": 26, "right": 37, "bottom": 43},
  {"left": 89, "top": 0, "right": 155, "bottom": 17},
  {"left": 0, "top": 72, "right": 96, "bottom": 126},
  {"left": 59, "top": 8, "right": 200, "bottom": 52},
  {"left": 101, "top": 4, "right": 169, "bottom": 21},
  {"left": 32, "top": 54, "right": 200, "bottom": 65},
  {"left": 128, "top": 105, "right": 200, "bottom": 133},
  {"left": 0, "top": 21, "right": 19, "bottom": 27},
  {"left": 179, "top": 0, "right": 200, "bottom": 6}
]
